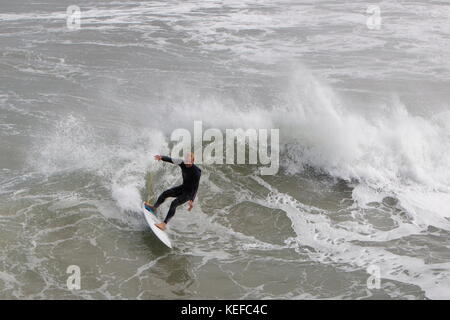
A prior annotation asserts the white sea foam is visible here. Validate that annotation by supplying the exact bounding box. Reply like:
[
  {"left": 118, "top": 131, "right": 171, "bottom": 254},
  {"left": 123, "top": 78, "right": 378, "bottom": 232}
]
[
  {"left": 253, "top": 183, "right": 450, "bottom": 299},
  {"left": 28, "top": 115, "right": 169, "bottom": 224},
  {"left": 276, "top": 67, "right": 450, "bottom": 230}
]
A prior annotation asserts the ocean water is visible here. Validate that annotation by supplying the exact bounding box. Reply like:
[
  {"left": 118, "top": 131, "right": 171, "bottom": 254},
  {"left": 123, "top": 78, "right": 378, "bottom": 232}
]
[{"left": 1, "top": 0, "right": 449, "bottom": 299}]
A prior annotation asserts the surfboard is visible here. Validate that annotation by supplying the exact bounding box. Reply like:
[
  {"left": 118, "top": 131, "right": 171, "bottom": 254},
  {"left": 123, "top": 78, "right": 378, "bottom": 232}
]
[{"left": 142, "top": 202, "right": 172, "bottom": 249}]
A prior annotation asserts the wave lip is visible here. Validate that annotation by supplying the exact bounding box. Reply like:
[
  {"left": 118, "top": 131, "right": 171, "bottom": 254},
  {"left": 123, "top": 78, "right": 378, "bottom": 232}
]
[{"left": 278, "top": 68, "right": 450, "bottom": 229}]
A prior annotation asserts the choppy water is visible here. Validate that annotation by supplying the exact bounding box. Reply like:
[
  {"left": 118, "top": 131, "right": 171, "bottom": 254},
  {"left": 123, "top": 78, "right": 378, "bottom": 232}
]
[{"left": 1, "top": 0, "right": 450, "bottom": 299}]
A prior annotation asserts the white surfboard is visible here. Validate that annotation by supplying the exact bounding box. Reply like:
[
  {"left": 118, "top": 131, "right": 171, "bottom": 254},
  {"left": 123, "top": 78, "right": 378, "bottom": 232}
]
[{"left": 142, "top": 202, "right": 172, "bottom": 249}]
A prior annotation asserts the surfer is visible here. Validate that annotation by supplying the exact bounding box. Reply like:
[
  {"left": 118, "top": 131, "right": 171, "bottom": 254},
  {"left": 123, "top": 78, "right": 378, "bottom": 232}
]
[{"left": 145, "top": 152, "right": 201, "bottom": 231}]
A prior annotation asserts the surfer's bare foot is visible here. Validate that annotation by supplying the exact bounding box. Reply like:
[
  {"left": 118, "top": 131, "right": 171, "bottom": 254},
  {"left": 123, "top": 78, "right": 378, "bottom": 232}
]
[
  {"left": 155, "top": 222, "right": 166, "bottom": 231},
  {"left": 144, "top": 202, "right": 156, "bottom": 212}
]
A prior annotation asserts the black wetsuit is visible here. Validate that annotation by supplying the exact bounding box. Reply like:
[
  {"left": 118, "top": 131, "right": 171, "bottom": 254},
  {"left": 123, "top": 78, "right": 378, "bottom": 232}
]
[{"left": 153, "top": 156, "right": 201, "bottom": 224}]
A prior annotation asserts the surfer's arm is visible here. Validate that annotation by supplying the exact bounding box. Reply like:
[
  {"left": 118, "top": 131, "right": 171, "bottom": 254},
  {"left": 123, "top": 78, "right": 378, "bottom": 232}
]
[
  {"left": 189, "top": 171, "right": 201, "bottom": 202},
  {"left": 160, "top": 156, "right": 173, "bottom": 163},
  {"left": 190, "top": 188, "right": 198, "bottom": 202},
  {"left": 158, "top": 156, "right": 184, "bottom": 165}
]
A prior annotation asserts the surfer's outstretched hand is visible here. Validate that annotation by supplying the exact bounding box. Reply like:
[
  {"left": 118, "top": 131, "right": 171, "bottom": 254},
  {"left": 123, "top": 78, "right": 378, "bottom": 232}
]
[
  {"left": 154, "top": 155, "right": 162, "bottom": 161},
  {"left": 187, "top": 200, "right": 193, "bottom": 211}
]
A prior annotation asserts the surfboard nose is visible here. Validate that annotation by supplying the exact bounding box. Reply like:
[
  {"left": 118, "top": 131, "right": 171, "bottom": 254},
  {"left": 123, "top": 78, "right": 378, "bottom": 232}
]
[{"left": 142, "top": 202, "right": 172, "bottom": 249}]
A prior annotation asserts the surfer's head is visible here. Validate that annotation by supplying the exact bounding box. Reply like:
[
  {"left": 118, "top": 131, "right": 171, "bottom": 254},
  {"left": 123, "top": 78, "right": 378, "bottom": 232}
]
[{"left": 184, "top": 152, "right": 194, "bottom": 166}]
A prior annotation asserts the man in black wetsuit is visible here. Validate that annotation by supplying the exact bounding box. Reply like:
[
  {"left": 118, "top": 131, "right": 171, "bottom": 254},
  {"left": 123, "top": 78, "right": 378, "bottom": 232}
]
[{"left": 145, "top": 152, "right": 201, "bottom": 231}]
